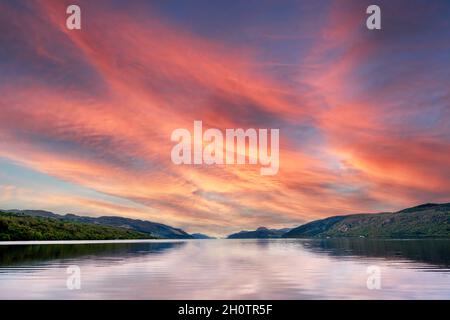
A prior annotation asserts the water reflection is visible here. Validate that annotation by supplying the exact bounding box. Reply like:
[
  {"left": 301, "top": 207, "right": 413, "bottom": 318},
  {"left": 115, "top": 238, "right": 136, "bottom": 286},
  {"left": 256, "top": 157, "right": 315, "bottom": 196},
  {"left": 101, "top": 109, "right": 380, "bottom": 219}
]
[
  {"left": 300, "top": 239, "right": 450, "bottom": 269},
  {"left": 0, "top": 239, "right": 448, "bottom": 299},
  {"left": 0, "top": 242, "right": 186, "bottom": 268}
]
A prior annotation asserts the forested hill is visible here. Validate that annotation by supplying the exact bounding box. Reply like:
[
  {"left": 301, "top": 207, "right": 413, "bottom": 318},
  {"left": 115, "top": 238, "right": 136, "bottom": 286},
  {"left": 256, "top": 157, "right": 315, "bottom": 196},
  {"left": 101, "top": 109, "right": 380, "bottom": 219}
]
[
  {"left": 283, "top": 203, "right": 450, "bottom": 239},
  {"left": 1, "top": 209, "right": 192, "bottom": 239},
  {"left": 0, "top": 211, "right": 157, "bottom": 241}
]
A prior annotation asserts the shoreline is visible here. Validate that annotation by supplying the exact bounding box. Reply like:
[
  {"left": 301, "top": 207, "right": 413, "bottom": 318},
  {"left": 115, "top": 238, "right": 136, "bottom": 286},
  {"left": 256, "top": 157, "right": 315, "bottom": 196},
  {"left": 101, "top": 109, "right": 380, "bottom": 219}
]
[{"left": 0, "top": 237, "right": 449, "bottom": 246}]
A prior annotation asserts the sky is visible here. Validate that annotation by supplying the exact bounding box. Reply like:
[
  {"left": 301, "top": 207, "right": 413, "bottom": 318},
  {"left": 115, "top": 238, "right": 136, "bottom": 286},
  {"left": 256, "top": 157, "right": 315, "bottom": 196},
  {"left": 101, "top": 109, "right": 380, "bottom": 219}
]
[{"left": 0, "top": 0, "right": 449, "bottom": 236}]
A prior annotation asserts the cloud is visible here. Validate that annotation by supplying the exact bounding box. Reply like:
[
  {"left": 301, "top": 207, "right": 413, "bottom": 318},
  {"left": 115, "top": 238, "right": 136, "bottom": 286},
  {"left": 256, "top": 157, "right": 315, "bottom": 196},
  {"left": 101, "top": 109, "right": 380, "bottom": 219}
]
[{"left": 0, "top": 0, "right": 449, "bottom": 235}]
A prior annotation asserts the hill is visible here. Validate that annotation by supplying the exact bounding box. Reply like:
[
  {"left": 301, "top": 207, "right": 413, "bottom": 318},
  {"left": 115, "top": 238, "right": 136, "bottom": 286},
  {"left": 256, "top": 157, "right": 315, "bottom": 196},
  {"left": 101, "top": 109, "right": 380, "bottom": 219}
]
[
  {"left": 3, "top": 210, "right": 193, "bottom": 239},
  {"left": 191, "top": 233, "right": 215, "bottom": 239},
  {"left": 0, "top": 211, "right": 156, "bottom": 241},
  {"left": 283, "top": 203, "right": 450, "bottom": 238},
  {"left": 227, "top": 227, "right": 291, "bottom": 239}
]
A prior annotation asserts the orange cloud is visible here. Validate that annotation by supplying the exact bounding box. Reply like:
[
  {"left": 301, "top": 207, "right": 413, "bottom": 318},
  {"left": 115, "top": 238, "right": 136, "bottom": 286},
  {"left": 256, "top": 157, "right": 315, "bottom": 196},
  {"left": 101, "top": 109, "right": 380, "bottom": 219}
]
[{"left": 0, "top": 0, "right": 448, "bottom": 236}]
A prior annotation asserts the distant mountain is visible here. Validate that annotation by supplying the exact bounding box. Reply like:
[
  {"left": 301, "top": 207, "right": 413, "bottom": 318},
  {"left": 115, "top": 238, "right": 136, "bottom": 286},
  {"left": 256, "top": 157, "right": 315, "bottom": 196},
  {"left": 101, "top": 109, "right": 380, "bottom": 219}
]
[
  {"left": 3, "top": 210, "right": 193, "bottom": 239},
  {"left": 191, "top": 233, "right": 215, "bottom": 239},
  {"left": 4, "top": 202, "right": 449, "bottom": 241},
  {"left": 283, "top": 203, "right": 450, "bottom": 239},
  {"left": 0, "top": 211, "right": 156, "bottom": 241},
  {"left": 227, "top": 227, "right": 292, "bottom": 239}
]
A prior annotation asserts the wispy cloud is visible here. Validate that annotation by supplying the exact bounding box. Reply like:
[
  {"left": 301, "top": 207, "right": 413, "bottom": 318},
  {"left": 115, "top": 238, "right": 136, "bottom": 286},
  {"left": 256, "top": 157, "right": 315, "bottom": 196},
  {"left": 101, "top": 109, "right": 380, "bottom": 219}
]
[{"left": 0, "top": 0, "right": 449, "bottom": 236}]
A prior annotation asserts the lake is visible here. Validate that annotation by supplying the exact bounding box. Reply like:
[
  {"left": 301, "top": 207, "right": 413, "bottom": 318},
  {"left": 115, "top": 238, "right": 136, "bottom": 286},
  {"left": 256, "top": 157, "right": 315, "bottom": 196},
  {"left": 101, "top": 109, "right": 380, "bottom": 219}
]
[{"left": 0, "top": 239, "right": 449, "bottom": 299}]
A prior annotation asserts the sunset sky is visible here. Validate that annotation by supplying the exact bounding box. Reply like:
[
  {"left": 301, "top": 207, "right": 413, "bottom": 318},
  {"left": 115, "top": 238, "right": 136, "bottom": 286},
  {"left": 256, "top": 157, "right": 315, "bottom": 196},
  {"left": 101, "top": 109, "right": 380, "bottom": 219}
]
[{"left": 0, "top": 0, "right": 449, "bottom": 236}]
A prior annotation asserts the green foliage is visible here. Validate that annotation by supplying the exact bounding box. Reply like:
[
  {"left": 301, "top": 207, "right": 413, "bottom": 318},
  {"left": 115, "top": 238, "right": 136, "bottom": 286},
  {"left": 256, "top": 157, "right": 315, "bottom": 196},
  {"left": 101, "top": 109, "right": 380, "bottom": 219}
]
[
  {"left": 0, "top": 211, "right": 157, "bottom": 241},
  {"left": 284, "top": 203, "right": 450, "bottom": 239}
]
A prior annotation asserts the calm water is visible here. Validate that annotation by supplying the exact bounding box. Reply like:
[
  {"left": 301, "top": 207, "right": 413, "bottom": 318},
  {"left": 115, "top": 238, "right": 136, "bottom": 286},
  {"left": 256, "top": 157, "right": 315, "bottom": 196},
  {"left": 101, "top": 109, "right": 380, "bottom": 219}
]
[{"left": 0, "top": 239, "right": 449, "bottom": 299}]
